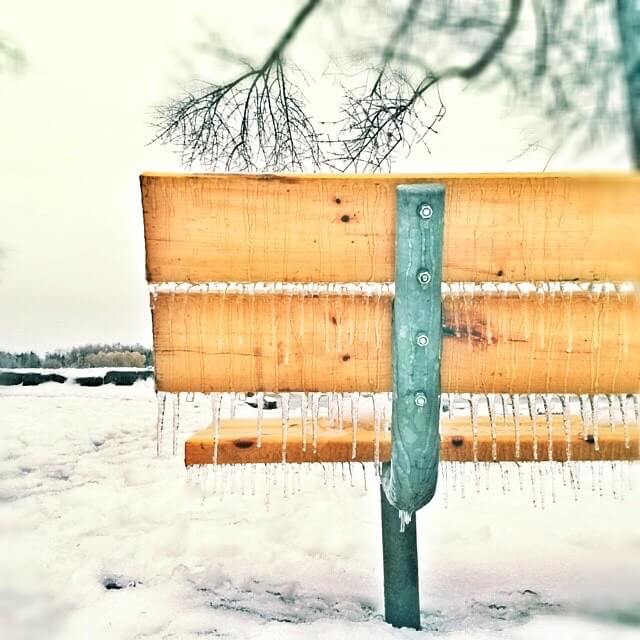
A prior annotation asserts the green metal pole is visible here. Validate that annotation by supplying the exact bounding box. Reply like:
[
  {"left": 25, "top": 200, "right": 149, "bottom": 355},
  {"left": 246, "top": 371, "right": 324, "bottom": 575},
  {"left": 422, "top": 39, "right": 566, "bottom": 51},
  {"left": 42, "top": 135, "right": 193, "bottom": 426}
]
[
  {"left": 380, "top": 485, "right": 420, "bottom": 630},
  {"left": 380, "top": 183, "right": 444, "bottom": 629}
]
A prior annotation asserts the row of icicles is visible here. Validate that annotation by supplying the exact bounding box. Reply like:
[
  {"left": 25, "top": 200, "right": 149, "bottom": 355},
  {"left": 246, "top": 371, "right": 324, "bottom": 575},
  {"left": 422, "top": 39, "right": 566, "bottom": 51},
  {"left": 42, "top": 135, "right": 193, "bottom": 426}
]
[
  {"left": 156, "top": 391, "right": 640, "bottom": 462},
  {"left": 155, "top": 390, "right": 639, "bottom": 507},
  {"left": 185, "top": 459, "right": 635, "bottom": 509}
]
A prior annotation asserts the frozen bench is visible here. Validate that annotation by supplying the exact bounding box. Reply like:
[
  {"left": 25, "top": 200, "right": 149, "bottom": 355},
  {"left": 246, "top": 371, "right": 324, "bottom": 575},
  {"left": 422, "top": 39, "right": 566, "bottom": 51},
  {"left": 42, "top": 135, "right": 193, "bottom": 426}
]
[{"left": 141, "top": 172, "right": 640, "bottom": 629}]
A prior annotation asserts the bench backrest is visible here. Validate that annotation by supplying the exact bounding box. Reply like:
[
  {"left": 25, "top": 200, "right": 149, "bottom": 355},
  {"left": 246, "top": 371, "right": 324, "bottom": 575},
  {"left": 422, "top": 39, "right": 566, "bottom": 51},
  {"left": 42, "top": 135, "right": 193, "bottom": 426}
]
[{"left": 141, "top": 173, "right": 640, "bottom": 396}]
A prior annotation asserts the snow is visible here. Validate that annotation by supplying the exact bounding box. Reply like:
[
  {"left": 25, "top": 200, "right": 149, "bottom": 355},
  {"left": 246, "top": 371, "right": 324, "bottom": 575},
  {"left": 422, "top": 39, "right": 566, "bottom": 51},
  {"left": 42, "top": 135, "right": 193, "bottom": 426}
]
[{"left": 1, "top": 379, "right": 639, "bottom": 639}]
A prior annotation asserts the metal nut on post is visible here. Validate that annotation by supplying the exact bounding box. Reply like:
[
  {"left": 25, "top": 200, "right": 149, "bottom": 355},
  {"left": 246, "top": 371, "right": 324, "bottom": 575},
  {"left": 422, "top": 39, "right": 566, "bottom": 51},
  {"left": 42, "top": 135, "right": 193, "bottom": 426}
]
[
  {"left": 417, "top": 270, "right": 432, "bottom": 286},
  {"left": 414, "top": 392, "right": 427, "bottom": 407},
  {"left": 416, "top": 333, "right": 429, "bottom": 347},
  {"left": 418, "top": 204, "right": 433, "bottom": 219}
]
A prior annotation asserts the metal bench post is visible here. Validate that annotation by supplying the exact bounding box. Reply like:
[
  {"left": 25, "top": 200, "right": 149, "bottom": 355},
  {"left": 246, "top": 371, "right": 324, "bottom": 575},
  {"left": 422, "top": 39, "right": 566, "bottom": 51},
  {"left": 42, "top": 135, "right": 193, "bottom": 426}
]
[{"left": 381, "top": 183, "right": 445, "bottom": 629}]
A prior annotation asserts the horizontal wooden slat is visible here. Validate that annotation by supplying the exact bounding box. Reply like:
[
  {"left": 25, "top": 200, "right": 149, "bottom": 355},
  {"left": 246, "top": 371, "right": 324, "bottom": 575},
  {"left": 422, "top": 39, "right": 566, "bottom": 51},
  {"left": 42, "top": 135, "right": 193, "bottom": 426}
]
[
  {"left": 184, "top": 415, "right": 639, "bottom": 465},
  {"left": 141, "top": 173, "right": 640, "bottom": 283},
  {"left": 152, "top": 290, "right": 640, "bottom": 394}
]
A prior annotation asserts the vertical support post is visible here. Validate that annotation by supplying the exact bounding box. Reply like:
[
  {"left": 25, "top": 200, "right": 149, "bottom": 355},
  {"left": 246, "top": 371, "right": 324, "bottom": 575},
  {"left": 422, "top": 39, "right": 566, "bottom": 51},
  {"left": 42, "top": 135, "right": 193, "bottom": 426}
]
[
  {"left": 380, "top": 183, "right": 445, "bottom": 629},
  {"left": 380, "top": 485, "right": 420, "bottom": 630}
]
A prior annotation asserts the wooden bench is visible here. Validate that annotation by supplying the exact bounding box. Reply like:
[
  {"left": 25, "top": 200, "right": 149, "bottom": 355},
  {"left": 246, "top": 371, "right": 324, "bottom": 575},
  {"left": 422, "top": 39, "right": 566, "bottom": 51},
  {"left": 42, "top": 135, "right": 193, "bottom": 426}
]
[{"left": 141, "top": 172, "right": 640, "bottom": 629}]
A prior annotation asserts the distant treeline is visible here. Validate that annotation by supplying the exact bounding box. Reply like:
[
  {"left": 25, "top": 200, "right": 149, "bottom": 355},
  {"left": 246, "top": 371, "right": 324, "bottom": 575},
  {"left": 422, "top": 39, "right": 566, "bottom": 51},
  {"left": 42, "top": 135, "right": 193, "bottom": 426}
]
[{"left": 0, "top": 344, "right": 153, "bottom": 369}]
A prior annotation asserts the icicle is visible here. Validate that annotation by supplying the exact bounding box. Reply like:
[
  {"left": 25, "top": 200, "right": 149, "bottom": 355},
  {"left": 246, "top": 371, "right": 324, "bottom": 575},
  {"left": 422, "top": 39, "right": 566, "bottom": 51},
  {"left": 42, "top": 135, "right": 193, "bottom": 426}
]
[
  {"left": 607, "top": 394, "right": 617, "bottom": 433},
  {"left": 256, "top": 391, "right": 264, "bottom": 448},
  {"left": 337, "top": 392, "right": 344, "bottom": 431},
  {"left": 610, "top": 462, "right": 617, "bottom": 500},
  {"left": 441, "top": 462, "right": 449, "bottom": 508},
  {"left": 282, "top": 463, "right": 288, "bottom": 498},
  {"left": 450, "top": 460, "right": 458, "bottom": 494},
  {"left": 300, "top": 393, "right": 309, "bottom": 452},
  {"left": 483, "top": 462, "right": 490, "bottom": 493},
  {"left": 499, "top": 462, "right": 510, "bottom": 494},
  {"left": 361, "top": 462, "right": 368, "bottom": 491},
  {"left": 229, "top": 391, "right": 238, "bottom": 419},
  {"left": 328, "top": 391, "right": 335, "bottom": 427},
  {"left": 516, "top": 461, "right": 524, "bottom": 492},
  {"left": 311, "top": 392, "right": 321, "bottom": 454},
  {"left": 281, "top": 392, "right": 290, "bottom": 463},
  {"left": 448, "top": 392, "right": 455, "bottom": 421},
  {"left": 511, "top": 394, "right": 521, "bottom": 460},
  {"left": 373, "top": 393, "right": 382, "bottom": 464},
  {"left": 399, "top": 510, "right": 412, "bottom": 533},
  {"left": 579, "top": 394, "right": 590, "bottom": 440},
  {"left": 618, "top": 394, "right": 630, "bottom": 449},
  {"left": 172, "top": 393, "right": 181, "bottom": 456},
  {"left": 560, "top": 394, "right": 572, "bottom": 462},
  {"left": 156, "top": 392, "right": 167, "bottom": 456},
  {"left": 211, "top": 393, "right": 223, "bottom": 464},
  {"left": 384, "top": 392, "right": 392, "bottom": 432},
  {"left": 487, "top": 394, "right": 498, "bottom": 461},
  {"left": 541, "top": 395, "right": 554, "bottom": 462},
  {"left": 469, "top": 394, "right": 479, "bottom": 463},
  {"left": 568, "top": 462, "right": 579, "bottom": 501},
  {"left": 351, "top": 392, "right": 360, "bottom": 459},
  {"left": 527, "top": 394, "right": 539, "bottom": 461},
  {"left": 264, "top": 465, "right": 271, "bottom": 509},
  {"left": 590, "top": 395, "right": 600, "bottom": 451},
  {"left": 529, "top": 464, "right": 538, "bottom": 509},
  {"left": 295, "top": 464, "right": 302, "bottom": 494},
  {"left": 598, "top": 460, "right": 605, "bottom": 497}
]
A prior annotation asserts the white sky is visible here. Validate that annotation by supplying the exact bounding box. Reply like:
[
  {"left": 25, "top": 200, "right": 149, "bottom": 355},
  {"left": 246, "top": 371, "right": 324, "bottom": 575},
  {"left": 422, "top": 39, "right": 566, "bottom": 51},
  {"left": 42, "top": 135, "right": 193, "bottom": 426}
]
[{"left": 0, "top": 0, "right": 632, "bottom": 354}]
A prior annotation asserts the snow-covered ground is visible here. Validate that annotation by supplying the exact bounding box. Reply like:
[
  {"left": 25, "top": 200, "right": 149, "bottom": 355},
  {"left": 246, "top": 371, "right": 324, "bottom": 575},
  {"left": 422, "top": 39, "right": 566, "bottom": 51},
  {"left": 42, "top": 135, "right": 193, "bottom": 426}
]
[{"left": 1, "top": 379, "right": 639, "bottom": 639}]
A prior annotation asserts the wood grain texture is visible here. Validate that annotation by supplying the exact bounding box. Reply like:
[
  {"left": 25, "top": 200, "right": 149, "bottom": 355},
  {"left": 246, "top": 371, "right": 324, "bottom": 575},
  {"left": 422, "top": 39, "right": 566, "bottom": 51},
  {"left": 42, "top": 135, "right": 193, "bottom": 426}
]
[
  {"left": 152, "top": 290, "right": 640, "bottom": 394},
  {"left": 141, "top": 173, "right": 640, "bottom": 284},
  {"left": 184, "top": 415, "right": 639, "bottom": 465}
]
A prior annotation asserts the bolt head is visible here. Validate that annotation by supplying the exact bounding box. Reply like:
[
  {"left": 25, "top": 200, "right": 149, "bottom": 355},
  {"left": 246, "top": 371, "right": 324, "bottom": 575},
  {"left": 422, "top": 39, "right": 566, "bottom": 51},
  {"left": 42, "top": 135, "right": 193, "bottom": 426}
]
[
  {"left": 417, "top": 270, "right": 432, "bottom": 285},
  {"left": 416, "top": 333, "right": 429, "bottom": 347},
  {"left": 418, "top": 204, "right": 433, "bottom": 219},
  {"left": 414, "top": 392, "right": 427, "bottom": 407}
]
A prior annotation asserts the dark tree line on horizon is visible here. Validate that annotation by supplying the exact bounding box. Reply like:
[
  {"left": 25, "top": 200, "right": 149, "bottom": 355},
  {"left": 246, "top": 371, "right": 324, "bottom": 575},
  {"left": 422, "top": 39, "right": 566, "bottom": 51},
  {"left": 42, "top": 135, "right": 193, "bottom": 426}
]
[{"left": 0, "top": 344, "right": 153, "bottom": 369}]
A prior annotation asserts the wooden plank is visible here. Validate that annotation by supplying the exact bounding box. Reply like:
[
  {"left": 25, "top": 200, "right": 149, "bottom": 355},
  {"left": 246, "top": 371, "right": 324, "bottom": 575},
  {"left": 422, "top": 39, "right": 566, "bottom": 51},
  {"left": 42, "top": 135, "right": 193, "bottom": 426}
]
[
  {"left": 141, "top": 173, "right": 640, "bottom": 284},
  {"left": 152, "top": 290, "right": 640, "bottom": 394},
  {"left": 184, "top": 415, "right": 639, "bottom": 465}
]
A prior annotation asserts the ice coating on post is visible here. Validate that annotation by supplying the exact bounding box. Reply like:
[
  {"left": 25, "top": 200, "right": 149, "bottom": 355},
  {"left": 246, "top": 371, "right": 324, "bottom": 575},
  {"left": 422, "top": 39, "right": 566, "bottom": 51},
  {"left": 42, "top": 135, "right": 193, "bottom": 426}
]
[{"left": 382, "top": 184, "right": 444, "bottom": 515}]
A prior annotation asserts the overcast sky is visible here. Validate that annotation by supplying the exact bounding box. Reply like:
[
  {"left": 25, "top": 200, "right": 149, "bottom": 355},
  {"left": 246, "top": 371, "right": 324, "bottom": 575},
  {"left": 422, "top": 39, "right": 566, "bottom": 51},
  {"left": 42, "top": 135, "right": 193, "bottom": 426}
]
[{"left": 1, "top": 0, "right": 632, "bottom": 354}]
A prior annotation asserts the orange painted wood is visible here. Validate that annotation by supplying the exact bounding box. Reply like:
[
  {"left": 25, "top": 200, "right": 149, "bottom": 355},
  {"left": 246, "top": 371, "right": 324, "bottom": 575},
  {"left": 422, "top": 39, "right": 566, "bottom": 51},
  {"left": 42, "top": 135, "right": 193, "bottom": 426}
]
[
  {"left": 141, "top": 173, "right": 640, "bottom": 284},
  {"left": 152, "top": 290, "right": 640, "bottom": 394},
  {"left": 184, "top": 415, "right": 639, "bottom": 465}
]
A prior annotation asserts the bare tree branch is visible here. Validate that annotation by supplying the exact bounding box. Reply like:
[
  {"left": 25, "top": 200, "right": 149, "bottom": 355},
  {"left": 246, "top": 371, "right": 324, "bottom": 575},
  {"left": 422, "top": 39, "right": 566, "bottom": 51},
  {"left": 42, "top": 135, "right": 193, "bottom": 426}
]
[
  {"left": 155, "top": 0, "right": 632, "bottom": 172},
  {"left": 153, "top": 0, "right": 323, "bottom": 171},
  {"left": 329, "top": 0, "right": 523, "bottom": 171}
]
